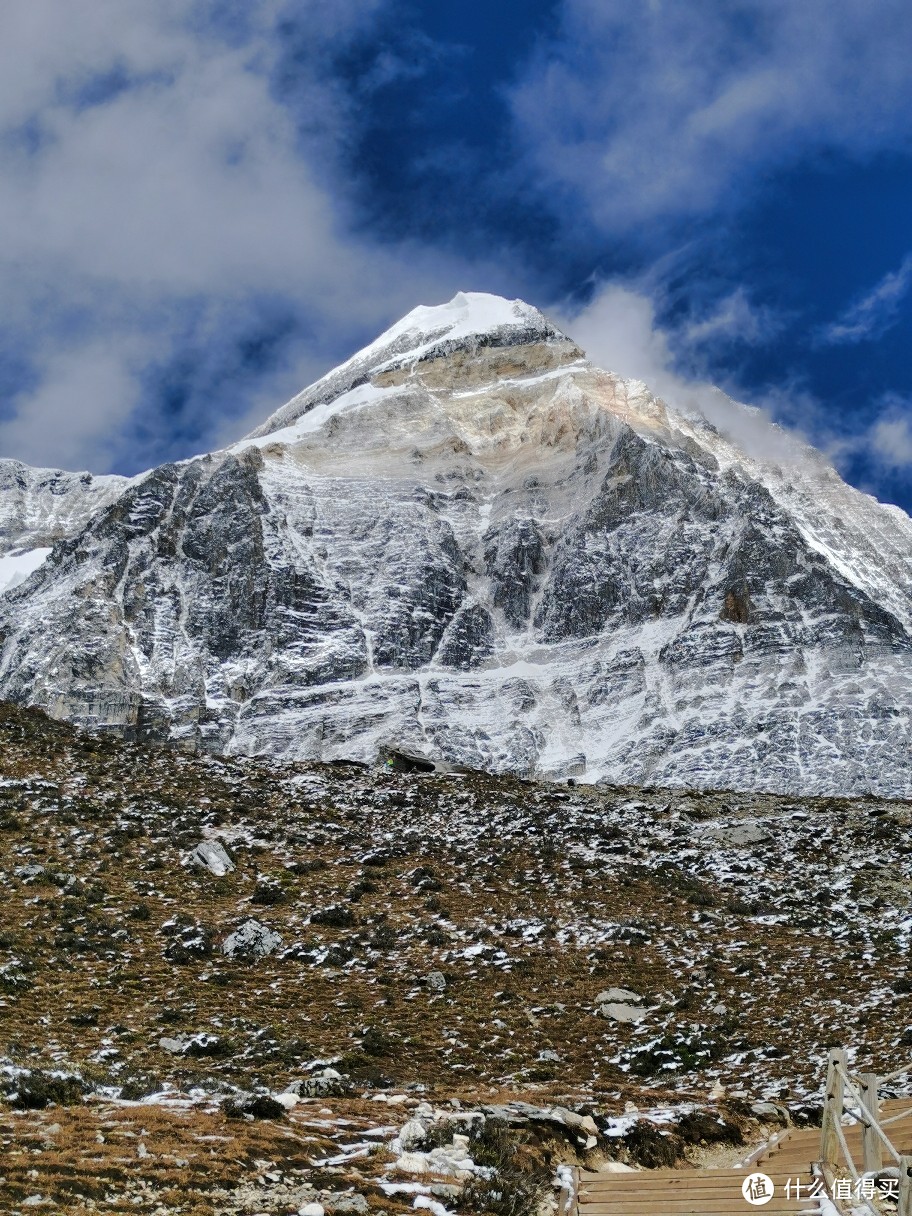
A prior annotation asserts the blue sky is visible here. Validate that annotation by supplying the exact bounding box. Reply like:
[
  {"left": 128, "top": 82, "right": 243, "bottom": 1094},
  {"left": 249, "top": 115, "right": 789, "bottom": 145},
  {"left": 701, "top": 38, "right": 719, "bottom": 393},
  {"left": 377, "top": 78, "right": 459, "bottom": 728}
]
[{"left": 1, "top": 0, "right": 911, "bottom": 513}]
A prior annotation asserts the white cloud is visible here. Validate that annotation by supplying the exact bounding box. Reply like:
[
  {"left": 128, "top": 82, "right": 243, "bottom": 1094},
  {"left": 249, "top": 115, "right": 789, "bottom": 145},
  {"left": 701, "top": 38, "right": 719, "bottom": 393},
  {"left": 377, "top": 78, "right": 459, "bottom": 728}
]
[
  {"left": 868, "top": 400, "right": 912, "bottom": 470},
  {"left": 0, "top": 339, "right": 150, "bottom": 472},
  {"left": 818, "top": 254, "right": 912, "bottom": 345},
  {"left": 682, "top": 288, "right": 783, "bottom": 348},
  {"left": 510, "top": 0, "right": 912, "bottom": 232},
  {"left": 561, "top": 281, "right": 912, "bottom": 494},
  {"left": 0, "top": 0, "right": 482, "bottom": 472},
  {"left": 557, "top": 281, "right": 810, "bottom": 465}
]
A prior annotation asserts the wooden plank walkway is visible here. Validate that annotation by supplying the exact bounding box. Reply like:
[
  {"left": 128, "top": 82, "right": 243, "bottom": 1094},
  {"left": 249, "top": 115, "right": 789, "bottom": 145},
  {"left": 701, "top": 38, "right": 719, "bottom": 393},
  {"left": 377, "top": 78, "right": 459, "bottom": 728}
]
[{"left": 570, "top": 1098, "right": 912, "bottom": 1215}]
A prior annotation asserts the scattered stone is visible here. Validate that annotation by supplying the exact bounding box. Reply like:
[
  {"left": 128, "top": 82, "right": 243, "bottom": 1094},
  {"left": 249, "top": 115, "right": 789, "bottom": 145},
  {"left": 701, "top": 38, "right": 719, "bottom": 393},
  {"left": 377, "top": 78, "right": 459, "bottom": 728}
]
[
  {"left": 324, "top": 1196, "right": 369, "bottom": 1214},
  {"left": 398, "top": 1117, "right": 429, "bottom": 1151},
  {"left": 287, "top": 1068, "right": 351, "bottom": 1098},
  {"left": 595, "top": 988, "right": 643, "bottom": 1004},
  {"left": 15, "top": 864, "right": 45, "bottom": 883},
  {"left": 426, "top": 970, "right": 447, "bottom": 992},
  {"left": 158, "top": 1037, "right": 186, "bottom": 1055},
  {"left": 222, "top": 919, "right": 282, "bottom": 960},
  {"left": 708, "top": 821, "right": 771, "bottom": 847},
  {"left": 602, "top": 1002, "right": 646, "bottom": 1023},
  {"left": 396, "top": 1135, "right": 478, "bottom": 1180},
  {"left": 187, "top": 839, "right": 235, "bottom": 876},
  {"left": 223, "top": 1092, "right": 287, "bottom": 1119}
]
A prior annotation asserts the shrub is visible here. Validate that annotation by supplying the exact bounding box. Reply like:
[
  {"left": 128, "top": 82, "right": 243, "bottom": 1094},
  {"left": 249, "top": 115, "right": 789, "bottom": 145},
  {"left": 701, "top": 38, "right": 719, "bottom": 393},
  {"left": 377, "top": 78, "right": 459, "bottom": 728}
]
[
  {"left": 252, "top": 876, "right": 288, "bottom": 906},
  {"left": 311, "top": 904, "right": 355, "bottom": 928},
  {"left": 12, "top": 1070, "right": 86, "bottom": 1110},
  {"left": 461, "top": 1119, "right": 548, "bottom": 1216}
]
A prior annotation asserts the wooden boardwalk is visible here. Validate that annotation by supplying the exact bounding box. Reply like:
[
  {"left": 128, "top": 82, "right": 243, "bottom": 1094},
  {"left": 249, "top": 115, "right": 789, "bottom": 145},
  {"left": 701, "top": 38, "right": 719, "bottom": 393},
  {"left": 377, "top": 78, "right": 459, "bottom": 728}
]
[{"left": 568, "top": 1097, "right": 912, "bottom": 1216}]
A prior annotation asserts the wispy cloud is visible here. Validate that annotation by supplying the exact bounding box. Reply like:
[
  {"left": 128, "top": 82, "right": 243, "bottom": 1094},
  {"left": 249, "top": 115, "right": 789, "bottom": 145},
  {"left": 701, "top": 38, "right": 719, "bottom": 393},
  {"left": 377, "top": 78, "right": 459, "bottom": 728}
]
[
  {"left": 509, "top": 0, "right": 912, "bottom": 234},
  {"left": 557, "top": 282, "right": 811, "bottom": 466},
  {"left": 817, "top": 254, "right": 912, "bottom": 345},
  {"left": 0, "top": 0, "right": 485, "bottom": 473},
  {"left": 682, "top": 288, "right": 784, "bottom": 348},
  {"left": 867, "top": 398, "right": 912, "bottom": 469}
]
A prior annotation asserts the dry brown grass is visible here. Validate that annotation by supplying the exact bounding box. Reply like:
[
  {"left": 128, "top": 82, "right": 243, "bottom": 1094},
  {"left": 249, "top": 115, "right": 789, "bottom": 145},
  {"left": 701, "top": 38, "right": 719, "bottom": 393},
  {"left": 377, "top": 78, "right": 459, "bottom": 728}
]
[{"left": 2, "top": 700, "right": 911, "bottom": 1211}]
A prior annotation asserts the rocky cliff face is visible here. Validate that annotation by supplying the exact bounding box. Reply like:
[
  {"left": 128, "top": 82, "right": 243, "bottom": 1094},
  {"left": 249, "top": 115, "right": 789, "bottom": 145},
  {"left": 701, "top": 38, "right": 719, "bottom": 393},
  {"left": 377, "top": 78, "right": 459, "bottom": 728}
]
[{"left": 1, "top": 292, "right": 911, "bottom": 795}]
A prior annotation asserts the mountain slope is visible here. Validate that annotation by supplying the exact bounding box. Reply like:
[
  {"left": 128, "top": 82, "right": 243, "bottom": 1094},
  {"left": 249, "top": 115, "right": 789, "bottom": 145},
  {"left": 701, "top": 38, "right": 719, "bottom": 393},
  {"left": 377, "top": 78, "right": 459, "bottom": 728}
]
[
  {"left": 0, "top": 460, "right": 131, "bottom": 592},
  {"left": 0, "top": 293, "right": 910, "bottom": 795}
]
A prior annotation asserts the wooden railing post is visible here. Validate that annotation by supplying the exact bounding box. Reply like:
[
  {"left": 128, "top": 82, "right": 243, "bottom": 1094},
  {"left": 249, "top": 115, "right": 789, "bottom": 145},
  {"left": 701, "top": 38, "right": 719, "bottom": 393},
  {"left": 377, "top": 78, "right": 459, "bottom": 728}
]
[
  {"left": 859, "top": 1072, "right": 882, "bottom": 1175},
  {"left": 820, "top": 1047, "right": 847, "bottom": 1167},
  {"left": 899, "top": 1155, "right": 912, "bottom": 1216}
]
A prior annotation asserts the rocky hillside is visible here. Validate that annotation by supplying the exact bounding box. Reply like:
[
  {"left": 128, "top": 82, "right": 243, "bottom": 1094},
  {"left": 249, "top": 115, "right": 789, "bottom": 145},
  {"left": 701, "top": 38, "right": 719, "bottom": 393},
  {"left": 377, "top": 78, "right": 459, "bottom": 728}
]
[
  {"left": 2, "top": 701, "right": 912, "bottom": 1212},
  {"left": 1, "top": 292, "right": 911, "bottom": 795}
]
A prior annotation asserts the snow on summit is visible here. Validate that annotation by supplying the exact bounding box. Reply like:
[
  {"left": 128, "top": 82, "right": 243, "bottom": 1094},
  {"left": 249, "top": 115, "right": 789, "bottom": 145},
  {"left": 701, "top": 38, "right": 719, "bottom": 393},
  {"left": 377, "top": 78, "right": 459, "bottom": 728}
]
[
  {"left": 246, "top": 292, "right": 567, "bottom": 441},
  {"left": 357, "top": 290, "right": 554, "bottom": 359}
]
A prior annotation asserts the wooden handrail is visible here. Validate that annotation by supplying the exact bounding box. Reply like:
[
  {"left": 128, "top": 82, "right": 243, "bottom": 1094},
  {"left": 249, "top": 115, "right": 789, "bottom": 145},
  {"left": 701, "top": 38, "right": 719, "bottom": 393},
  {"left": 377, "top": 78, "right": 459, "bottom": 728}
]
[
  {"left": 880, "top": 1063, "right": 912, "bottom": 1085},
  {"left": 735, "top": 1129, "right": 790, "bottom": 1169},
  {"left": 834, "top": 1063, "right": 901, "bottom": 1165},
  {"left": 881, "top": 1105, "right": 912, "bottom": 1127}
]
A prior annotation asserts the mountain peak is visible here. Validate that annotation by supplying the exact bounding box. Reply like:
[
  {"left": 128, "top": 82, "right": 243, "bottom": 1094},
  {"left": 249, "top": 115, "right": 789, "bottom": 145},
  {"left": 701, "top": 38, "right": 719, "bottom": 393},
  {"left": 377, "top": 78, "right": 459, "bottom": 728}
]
[
  {"left": 375, "top": 291, "right": 556, "bottom": 350},
  {"left": 246, "top": 292, "right": 572, "bottom": 440}
]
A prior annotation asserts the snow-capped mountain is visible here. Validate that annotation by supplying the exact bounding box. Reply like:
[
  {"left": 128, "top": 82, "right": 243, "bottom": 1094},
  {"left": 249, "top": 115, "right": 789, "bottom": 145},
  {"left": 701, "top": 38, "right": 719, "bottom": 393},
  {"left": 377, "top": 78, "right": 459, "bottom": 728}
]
[
  {"left": 0, "top": 460, "right": 131, "bottom": 593},
  {"left": 1, "top": 292, "right": 910, "bottom": 795}
]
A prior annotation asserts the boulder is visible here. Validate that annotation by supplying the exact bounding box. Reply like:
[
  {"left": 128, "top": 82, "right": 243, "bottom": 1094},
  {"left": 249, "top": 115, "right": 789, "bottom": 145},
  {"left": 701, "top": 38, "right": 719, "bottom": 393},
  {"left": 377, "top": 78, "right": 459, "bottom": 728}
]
[
  {"left": 708, "top": 821, "right": 771, "bottom": 847},
  {"left": 222, "top": 919, "right": 282, "bottom": 960},
  {"left": 398, "top": 1117, "right": 429, "bottom": 1151},
  {"left": 287, "top": 1068, "right": 351, "bottom": 1098},
  {"left": 188, "top": 839, "right": 235, "bottom": 876},
  {"left": 595, "top": 988, "right": 643, "bottom": 1004},
  {"left": 325, "top": 1198, "right": 369, "bottom": 1215},
  {"left": 600, "top": 1002, "right": 647, "bottom": 1023},
  {"left": 223, "top": 1092, "right": 287, "bottom": 1119}
]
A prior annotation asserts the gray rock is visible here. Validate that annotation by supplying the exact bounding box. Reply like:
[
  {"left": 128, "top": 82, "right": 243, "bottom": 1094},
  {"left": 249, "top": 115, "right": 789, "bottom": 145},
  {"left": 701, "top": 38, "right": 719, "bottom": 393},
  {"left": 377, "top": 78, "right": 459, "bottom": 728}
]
[
  {"left": 158, "top": 1037, "right": 186, "bottom": 1054},
  {"left": 15, "top": 864, "right": 45, "bottom": 883},
  {"left": 709, "top": 821, "right": 771, "bottom": 847},
  {"left": 287, "top": 1068, "right": 351, "bottom": 1098},
  {"left": 429, "top": 1184, "right": 462, "bottom": 1200},
  {"left": 222, "top": 919, "right": 282, "bottom": 960},
  {"left": 600, "top": 1002, "right": 647, "bottom": 1024},
  {"left": 480, "top": 1101, "right": 597, "bottom": 1135},
  {"left": 426, "top": 970, "right": 447, "bottom": 992},
  {"left": 595, "top": 987, "right": 643, "bottom": 1005},
  {"left": 188, "top": 839, "right": 234, "bottom": 876},
  {"left": 324, "top": 1197, "right": 369, "bottom": 1215},
  {"left": 398, "top": 1117, "right": 429, "bottom": 1150}
]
